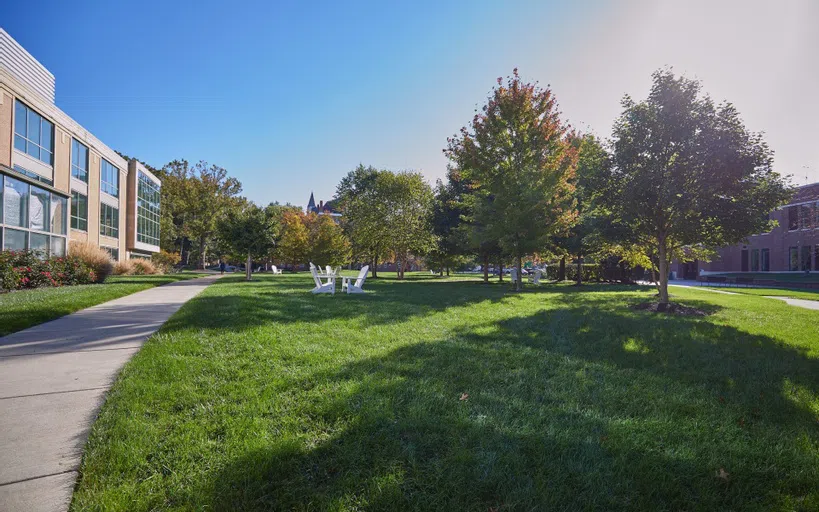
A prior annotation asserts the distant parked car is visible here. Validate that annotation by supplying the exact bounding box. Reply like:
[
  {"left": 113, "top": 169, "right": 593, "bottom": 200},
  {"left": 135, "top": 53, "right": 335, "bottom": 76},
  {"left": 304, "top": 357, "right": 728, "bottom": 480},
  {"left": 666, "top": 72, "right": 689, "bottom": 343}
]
[{"left": 208, "top": 264, "right": 237, "bottom": 272}]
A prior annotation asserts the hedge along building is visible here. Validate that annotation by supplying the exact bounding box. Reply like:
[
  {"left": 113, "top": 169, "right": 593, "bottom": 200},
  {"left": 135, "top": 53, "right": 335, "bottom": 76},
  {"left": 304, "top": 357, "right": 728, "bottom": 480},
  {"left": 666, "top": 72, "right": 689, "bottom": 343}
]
[{"left": 0, "top": 28, "right": 160, "bottom": 261}]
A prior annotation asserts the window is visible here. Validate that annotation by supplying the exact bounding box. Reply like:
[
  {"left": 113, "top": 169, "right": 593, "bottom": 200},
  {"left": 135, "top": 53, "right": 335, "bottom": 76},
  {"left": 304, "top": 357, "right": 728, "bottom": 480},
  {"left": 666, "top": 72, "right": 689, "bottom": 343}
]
[
  {"left": 3, "top": 228, "right": 27, "bottom": 251},
  {"left": 71, "top": 191, "right": 88, "bottom": 231},
  {"left": 136, "top": 172, "right": 160, "bottom": 246},
  {"left": 1, "top": 173, "right": 68, "bottom": 256},
  {"left": 102, "top": 246, "right": 119, "bottom": 261},
  {"left": 815, "top": 246, "right": 819, "bottom": 271},
  {"left": 751, "top": 249, "right": 760, "bottom": 271},
  {"left": 799, "top": 204, "right": 814, "bottom": 229},
  {"left": 761, "top": 248, "right": 770, "bottom": 272},
  {"left": 14, "top": 100, "right": 54, "bottom": 165},
  {"left": 100, "top": 159, "right": 119, "bottom": 197},
  {"left": 50, "top": 194, "right": 67, "bottom": 235},
  {"left": 788, "top": 206, "right": 798, "bottom": 230},
  {"left": 802, "top": 245, "right": 812, "bottom": 271},
  {"left": 71, "top": 139, "right": 89, "bottom": 182},
  {"left": 30, "top": 186, "right": 49, "bottom": 232},
  {"left": 789, "top": 247, "right": 799, "bottom": 271},
  {"left": 4, "top": 176, "right": 28, "bottom": 228},
  {"left": 100, "top": 203, "right": 119, "bottom": 238},
  {"left": 12, "top": 164, "right": 52, "bottom": 186}
]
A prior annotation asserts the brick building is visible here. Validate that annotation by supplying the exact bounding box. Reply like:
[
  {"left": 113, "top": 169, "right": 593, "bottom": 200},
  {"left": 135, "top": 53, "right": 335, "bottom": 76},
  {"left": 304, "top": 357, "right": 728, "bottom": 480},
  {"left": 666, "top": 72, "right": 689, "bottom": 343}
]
[{"left": 675, "top": 182, "right": 819, "bottom": 278}]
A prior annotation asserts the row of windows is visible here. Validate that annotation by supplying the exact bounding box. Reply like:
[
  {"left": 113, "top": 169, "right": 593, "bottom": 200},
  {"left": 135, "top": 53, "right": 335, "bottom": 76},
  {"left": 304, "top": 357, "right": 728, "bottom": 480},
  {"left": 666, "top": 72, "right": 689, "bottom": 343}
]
[
  {"left": 787, "top": 203, "right": 819, "bottom": 231},
  {"left": 788, "top": 245, "right": 818, "bottom": 271},
  {"left": 749, "top": 248, "right": 770, "bottom": 272},
  {"left": 137, "top": 172, "right": 160, "bottom": 246},
  {"left": 15, "top": 99, "right": 120, "bottom": 197},
  {"left": 1, "top": 173, "right": 68, "bottom": 257},
  {"left": 14, "top": 100, "right": 54, "bottom": 166},
  {"left": 1, "top": 227, "right": 66, "bottom": 256},
  {"left": 2, "top": 173, "right": 67, "bottom": 235},
  {"left": 70, "top": 191, "right": 120, "bottom": 240}
]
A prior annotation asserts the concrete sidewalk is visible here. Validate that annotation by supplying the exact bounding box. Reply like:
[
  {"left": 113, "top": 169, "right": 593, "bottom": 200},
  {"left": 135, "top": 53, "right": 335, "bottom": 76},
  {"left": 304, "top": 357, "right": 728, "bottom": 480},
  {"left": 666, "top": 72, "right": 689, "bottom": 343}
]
[{"left": 0, "top": 274, "right": 222, "bottom": 512}]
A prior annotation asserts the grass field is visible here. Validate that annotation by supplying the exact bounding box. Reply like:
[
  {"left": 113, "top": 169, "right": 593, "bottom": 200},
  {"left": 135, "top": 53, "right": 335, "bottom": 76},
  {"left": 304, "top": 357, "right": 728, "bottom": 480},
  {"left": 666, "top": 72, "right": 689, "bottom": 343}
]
[
  {"left": 708, "top": 272, "right": 819, "bottom": 283},
  {"left": 71, "top": 273, "right": 819, "bottom": 511},
  {"left": 702, "top": 286, "right": 819, "bottom": 302},
  {"left": 0, "top": 273, "right": 207, "bottom": 336}
]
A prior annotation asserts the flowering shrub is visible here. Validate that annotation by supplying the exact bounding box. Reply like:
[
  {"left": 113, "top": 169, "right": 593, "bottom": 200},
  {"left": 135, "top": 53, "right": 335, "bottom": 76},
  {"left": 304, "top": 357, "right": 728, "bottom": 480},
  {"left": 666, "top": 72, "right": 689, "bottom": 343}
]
[{"left": 0, "top": 250, "right": 94, "bottom": 292}]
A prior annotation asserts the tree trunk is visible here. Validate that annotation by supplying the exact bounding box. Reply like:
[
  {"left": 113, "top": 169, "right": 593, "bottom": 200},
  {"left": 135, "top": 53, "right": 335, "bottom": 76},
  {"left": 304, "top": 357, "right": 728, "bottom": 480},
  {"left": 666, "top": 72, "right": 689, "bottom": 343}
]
[
  {"left": 657, "top": 241, "right": 670, "bottom": 309},
  {"left": 199, "top": 237, "right": 207, "bottom": 269},
  {"left": 516, "top": 255, "right": 523, "bottom": 291},
  {"left": 246, "top": 254, "right": 252, "bottom": 281},
  {"left": 372, "top": 253, "right": 378, "bottom": 278},
  {"left": 576, "top": 253, "right": 583, "bottom": 286},
  {"left": 482, "top": 253, "right": 489, "bottom": 283},
  {"left": 446, "top": 266, "right": 450, "bottom": 277},
  {"left": 439, "top": 265, "right": 444, "bottom": 277},
  {"left": 498, "top": 260, "right": 504, "bottom": 283},
  {"left": 558, "top": 256, "right": 566, "bottom": 281}
]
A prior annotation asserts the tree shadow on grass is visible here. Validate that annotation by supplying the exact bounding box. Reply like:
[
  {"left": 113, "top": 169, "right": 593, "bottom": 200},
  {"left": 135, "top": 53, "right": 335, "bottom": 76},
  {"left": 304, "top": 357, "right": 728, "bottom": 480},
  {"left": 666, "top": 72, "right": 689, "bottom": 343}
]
[{"left": 204, "top": 299, "right": 819, "bottom": 511}]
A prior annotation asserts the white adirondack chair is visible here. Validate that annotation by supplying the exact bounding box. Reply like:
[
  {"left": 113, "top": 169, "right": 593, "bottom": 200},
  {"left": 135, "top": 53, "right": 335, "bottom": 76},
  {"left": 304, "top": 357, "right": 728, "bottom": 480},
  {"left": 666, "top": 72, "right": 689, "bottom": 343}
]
[
  {"left": 528, "top": 269, "right": 542, "bottom": 285},
  {"left": 270, "top": 265, "right": 282, "bottom": 274},
  {"left": 310, "top": 266, "right": 335, "bottom": 294},
  {"left": 510, "top": 268, "right": 519, "bottom": 286},
  {"left": 325, "top": 265, "right": 333, "bottom": 276},
  {"left": 343, "top": 265, "right": 369, "bottom": 294}
]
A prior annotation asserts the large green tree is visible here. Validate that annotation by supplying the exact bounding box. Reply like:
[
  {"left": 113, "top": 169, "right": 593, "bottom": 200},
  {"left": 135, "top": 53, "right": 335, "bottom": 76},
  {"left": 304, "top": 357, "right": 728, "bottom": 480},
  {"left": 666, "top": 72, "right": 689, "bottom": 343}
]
[
  {"left": 218, "top": 203, "right": 278, "bottom": 281},
  {"left": 551, "top": 134, "right": 610, "bottom": 285},
  {"left": 378, "top": 171, "right": 436, "bottom": 279},
  {"left": 605, "top": 69, "right": 791, "bottom": 307},
  {"left": 446, "top": 69, "right": 578, "bottom": 290},
  {"left": 159, "top": 160, "right": 242, "bottom": 268},
  {"left": 336, "top": 165, "right": 391, "bottom": 277}
]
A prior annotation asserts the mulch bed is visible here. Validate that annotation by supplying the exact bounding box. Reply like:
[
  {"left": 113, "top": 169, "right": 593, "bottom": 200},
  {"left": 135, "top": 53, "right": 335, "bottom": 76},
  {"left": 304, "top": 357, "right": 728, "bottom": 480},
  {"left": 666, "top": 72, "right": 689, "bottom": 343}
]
[{"left": 630, "top": 302, "right": 710, "bottom": 316}]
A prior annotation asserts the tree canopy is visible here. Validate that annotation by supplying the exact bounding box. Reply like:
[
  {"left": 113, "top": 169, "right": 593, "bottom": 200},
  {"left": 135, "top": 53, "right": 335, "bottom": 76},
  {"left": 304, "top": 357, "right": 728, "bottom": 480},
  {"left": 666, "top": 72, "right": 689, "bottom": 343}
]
[
  {"left": 445, "top": 69, "right": 578, "bottom": 290},
  {"left": 603, "top": 68, "right": 791, "bottom": 306}
]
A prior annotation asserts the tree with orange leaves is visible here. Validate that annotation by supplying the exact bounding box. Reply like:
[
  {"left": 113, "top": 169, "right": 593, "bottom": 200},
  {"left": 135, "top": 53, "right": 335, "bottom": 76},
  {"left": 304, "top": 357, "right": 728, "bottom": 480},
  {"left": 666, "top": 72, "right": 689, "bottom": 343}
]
[{"left": 445, "top": 69, "right": 578, "bottom": 290}]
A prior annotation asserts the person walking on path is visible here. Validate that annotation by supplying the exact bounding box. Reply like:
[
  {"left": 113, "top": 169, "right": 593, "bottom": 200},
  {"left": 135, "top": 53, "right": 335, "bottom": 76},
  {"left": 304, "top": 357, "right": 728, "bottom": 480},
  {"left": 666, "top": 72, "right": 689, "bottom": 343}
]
[{"left": 219, "top": 260, "right": 226, "bottom": 275}]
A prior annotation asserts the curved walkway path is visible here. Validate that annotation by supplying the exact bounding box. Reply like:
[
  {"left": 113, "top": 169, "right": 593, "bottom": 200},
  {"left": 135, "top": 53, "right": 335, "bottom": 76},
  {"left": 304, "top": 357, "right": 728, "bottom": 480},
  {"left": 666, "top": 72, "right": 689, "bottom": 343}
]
[{"left": 0, "top": 274, "right": 222, "bottom": 512}]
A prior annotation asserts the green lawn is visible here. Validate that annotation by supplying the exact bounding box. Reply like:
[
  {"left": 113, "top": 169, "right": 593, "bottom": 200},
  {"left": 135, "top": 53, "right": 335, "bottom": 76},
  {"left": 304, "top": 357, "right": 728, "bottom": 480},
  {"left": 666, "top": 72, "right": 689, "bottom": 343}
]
[
  {"left": 708, "top": 272, "right": 819, "bottom": 283},
  {"left": 702, "top": 286, "right": 819, "bottom": 302},
  {"left": 72, "top": 274, "right": 819, "bottom": 511},
  {"left": 0, "top": 273, "right": 208, "bottom": 336}
]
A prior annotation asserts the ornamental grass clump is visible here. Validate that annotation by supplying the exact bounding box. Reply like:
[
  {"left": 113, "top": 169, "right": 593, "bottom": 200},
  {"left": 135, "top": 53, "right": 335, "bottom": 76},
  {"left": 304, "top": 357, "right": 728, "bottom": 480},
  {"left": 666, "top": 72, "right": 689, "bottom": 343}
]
[{"left": 68, "top": 242, "right": 114, "bottom": 283}]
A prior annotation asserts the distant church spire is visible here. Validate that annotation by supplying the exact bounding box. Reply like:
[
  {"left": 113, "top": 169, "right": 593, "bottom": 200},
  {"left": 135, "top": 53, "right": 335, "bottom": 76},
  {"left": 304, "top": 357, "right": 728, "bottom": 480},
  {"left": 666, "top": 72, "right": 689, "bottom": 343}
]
[{"left": 307, "top": 192, "right": 316, "bottom": 213}]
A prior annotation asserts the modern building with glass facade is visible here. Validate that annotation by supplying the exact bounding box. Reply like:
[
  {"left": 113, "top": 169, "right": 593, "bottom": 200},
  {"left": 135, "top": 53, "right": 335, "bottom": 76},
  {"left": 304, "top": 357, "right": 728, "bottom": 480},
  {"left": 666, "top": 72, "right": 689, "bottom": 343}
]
[{"left": 0, "top": 28, "right": 160, "bottom": 261}]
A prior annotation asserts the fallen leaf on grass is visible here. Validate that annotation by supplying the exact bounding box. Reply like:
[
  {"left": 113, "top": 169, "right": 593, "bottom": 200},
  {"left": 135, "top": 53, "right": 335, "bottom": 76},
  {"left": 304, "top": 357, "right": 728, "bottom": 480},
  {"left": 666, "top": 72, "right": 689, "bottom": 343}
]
[
  {"left": 459, "top": 393, "right": 469, "bottom": 401},
  {"left": 715, "top": 468, "right": 730, "bottom": 481}
]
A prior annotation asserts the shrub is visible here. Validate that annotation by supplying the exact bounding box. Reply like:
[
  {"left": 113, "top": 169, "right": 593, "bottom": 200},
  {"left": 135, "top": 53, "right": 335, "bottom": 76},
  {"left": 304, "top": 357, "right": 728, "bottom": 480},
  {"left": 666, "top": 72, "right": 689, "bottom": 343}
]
[
  {"left": 546, "top": 263, "right": 603, "bottom": 282},
  {"left": 68, "top": 242, "right": 114, "bottom": 283},
  {"left": 113, "top": 260, "right": 135, "bottom": 275},
  {"left": 0, "top": 250, "right": 94, "bottom": 291},
  {"left": 152, "top": 250, "right": 180, "bottom": 273},
  {"left": 131, "top": 259, "right": 158, "bottom": 275}
]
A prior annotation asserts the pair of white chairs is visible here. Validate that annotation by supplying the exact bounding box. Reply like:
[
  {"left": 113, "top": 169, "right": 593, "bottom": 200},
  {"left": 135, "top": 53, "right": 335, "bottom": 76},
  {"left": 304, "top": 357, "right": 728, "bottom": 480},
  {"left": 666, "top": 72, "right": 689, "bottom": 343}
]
[
  {"left": 508, "top": 268, "right": 542, "bottom": 287},
  {"left": 310, "top": 265, "right": 369, "bottom": 295}
]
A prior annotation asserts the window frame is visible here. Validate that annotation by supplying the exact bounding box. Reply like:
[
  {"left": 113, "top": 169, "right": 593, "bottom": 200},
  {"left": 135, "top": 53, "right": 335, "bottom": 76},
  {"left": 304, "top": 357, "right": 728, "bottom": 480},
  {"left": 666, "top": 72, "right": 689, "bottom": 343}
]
[
  {"left": 1, "top": 172, "right": 68, "bottom": 256},
  {"left": 71, "top": 138, "right": 90, "bottom": 183},
  {"left": 13, "top": 99, "right": 54, "bottom": 166},
  {"left": 100, "top": 158, "right": 119, "bottom": 197},
  {"left": 99, "top": 202, "right": 119, "bottom": 239},
  {"left": 71, "top": 190, "right": 88, "bottom": 231}
]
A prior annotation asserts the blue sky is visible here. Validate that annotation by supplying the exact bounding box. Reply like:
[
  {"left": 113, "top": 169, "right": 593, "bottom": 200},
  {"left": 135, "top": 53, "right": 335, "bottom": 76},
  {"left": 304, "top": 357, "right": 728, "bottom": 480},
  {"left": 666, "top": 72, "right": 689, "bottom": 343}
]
[{"left": 5, "top": 1, "right": 818, "bottom": 208}]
